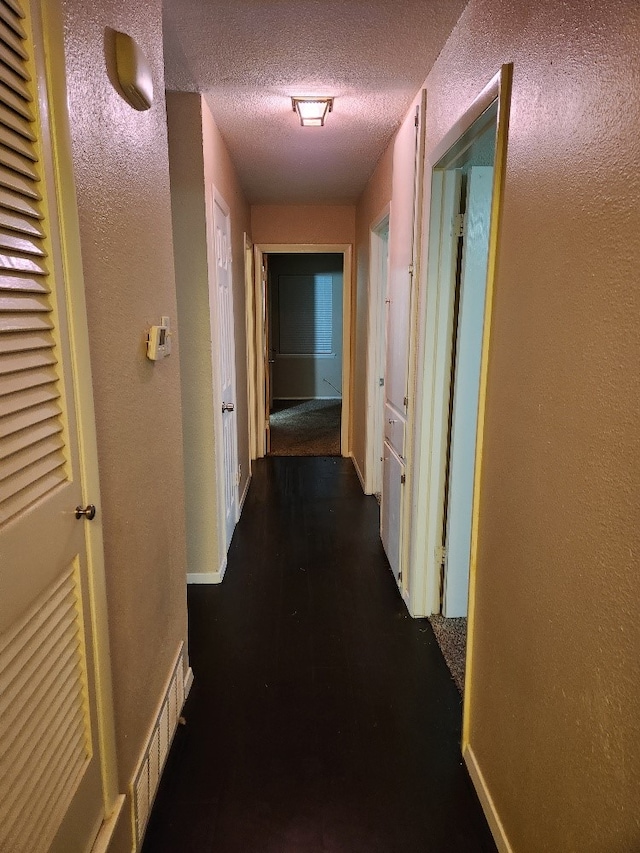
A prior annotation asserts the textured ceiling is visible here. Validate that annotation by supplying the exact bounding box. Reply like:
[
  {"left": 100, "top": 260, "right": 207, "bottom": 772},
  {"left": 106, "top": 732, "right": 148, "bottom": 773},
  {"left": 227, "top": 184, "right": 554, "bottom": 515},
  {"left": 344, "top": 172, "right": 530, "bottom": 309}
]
[{"left": 162, "top": 0, "right": 468, "bottom": 204}]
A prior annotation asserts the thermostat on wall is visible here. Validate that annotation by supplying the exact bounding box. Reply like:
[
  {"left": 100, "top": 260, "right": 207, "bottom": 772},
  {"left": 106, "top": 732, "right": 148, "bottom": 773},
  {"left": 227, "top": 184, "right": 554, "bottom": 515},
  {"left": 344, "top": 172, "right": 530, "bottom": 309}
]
[{"left": 147, "top": 316, "right": 172, "bottom": 361}]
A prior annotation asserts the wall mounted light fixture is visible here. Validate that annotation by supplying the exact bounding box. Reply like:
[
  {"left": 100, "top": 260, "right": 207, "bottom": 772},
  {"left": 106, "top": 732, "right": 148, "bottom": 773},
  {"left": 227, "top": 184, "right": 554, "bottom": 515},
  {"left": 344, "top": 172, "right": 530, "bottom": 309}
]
[{"left": 291, "top": 97, "right": 334, "bottom": 127}]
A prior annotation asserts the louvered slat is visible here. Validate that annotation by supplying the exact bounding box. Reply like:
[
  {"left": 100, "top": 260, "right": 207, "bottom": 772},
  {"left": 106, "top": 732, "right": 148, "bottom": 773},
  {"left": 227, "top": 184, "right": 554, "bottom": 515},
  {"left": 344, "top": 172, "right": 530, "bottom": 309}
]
[
  {"left": 0, "top": 208, "right": 44, "bottom": 236},
  {"left": 0, "top": 364, "right": 57, "bottom": 396},
  {"left": 0, "top": 329, "right": 53, "bottom": 354},
  {"left": 0, "top": 432, "right": 64, "bottom": 480},
  {"left": 0, "top": 143, "right": 38, "bottom": 178},
  {"left": 0, "top": 291, "right": 49, "bottom": 310},
  {"left": 0, "top": 43, "right": 29, "bottom": 81},
  {"left": 0, "top": 397, "right": 60, "bottom": 438},
  {"left": 0, "top": 2, "right": 26, "bottom": 39},
  {"left": 0, "top": 384, "right": 59, "bottom": 420},
  {"left": 0, "top": 567, "right": 88, "bottom": 853},
  {"left": 0, "top": 251, "right": 47, "bottom": 273},
  {"left": 0, "top": 226, "right": 44, "bottom": 255},
  {"left": 0, "top": 18, "right": 26, "bottom": 60},
  {"left": 0, "top": 346, "right": 55, "bottom": 373},
  {"left": 1, "top": 0, "right": 25, "bottom": 22},
  {"left": 0, "top": 447, "right": 65, "bottom": 502},
  {"left": 0, "top": 165, "right": 40, "bottom": 198},
  {"left": 0, "top": 271, "right": 47, "bottom": 292},
  {"left": 0, "top": 122, "right": 35, "bottom": 159},
  {"left": 0, "top": 416, "right": 61, "bottom": 460},
  {"left": 0, "top": 103, "right": 34, "bottom": 141},
  {"left": 0, "top": 312, "right": 51, "bottom": 333},
  {"left": 0, "top": 76, "right": 32, "bottom": 115}
]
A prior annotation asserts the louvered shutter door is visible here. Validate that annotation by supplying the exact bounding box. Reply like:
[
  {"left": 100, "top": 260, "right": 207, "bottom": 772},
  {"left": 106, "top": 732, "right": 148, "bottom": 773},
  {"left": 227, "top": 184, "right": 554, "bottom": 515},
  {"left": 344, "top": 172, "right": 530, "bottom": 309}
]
[
  {"left": 0, "top": 2, "right": 106, "bottom": 851},
  {"left": 0, "top": 0, "right": 65, "bottom": 524}
]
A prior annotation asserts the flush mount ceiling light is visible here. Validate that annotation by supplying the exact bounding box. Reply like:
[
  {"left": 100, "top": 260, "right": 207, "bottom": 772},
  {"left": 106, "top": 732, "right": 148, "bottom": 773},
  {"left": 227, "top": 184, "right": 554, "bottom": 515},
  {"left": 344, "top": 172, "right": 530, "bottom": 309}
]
[{"left": 291, "top": 97, "right": 334, "bottom": 127}]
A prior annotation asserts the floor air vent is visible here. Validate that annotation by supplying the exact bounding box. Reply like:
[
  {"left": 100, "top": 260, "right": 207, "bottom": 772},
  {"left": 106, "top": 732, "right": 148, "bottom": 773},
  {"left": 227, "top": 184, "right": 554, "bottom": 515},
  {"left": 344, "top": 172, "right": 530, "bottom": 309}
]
[{"left": 131, "top": 643, "right": 191, "bottom": 849}]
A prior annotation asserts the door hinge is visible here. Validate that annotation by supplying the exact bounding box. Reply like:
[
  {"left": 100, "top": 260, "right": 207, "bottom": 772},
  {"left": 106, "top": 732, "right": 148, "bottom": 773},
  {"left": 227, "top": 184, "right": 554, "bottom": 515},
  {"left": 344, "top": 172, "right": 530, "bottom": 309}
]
[
  {"left": 414, "top": 105, "right": 420, "bottom": 127},
  {"left": 435, "top": 545, "right": 447, "bottom": 566},
  {"left": 379, "top": 377, "right": 384, "bottom": 387},
  {"left": 403, "top": 396, "right": 408, "bottom": 408},
  {"left": 408, "top": 263, "right": 414, "bottom": 275},
  {"left": 398, "top": 570, "right": 403, "bottom": 582},
  {"left": 453, "top": 213, "right": 465, "bottom": 238},
  {"left": 400, "top": 473, "right": 406, "bottom": 485}
]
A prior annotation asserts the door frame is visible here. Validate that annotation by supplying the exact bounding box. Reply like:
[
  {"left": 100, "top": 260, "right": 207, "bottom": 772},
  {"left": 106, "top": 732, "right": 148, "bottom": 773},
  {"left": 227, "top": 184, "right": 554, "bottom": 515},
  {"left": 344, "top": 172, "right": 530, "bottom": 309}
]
[
  {"left": 364, "top": 207, "right": 390, "bottom": 495},
  {"left": 406, "top": 65, "right": 513, "bottom": 624},
  {"left": 243, "top": 233, "right": 257, "bottom": 463},
  {"left": 251, "top": 244, "right": 353, "bottom": 458},
  {"left": 38, "top": 0, "right": 121, "bottom": 828}
]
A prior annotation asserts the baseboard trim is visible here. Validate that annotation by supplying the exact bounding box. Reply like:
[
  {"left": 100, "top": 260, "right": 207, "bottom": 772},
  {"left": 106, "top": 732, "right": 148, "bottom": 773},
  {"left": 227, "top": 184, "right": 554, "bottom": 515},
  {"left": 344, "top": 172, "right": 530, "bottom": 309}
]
[
  {"left": 272, "top": 396, "right": 342, "bottom": 401},
  {"left": 239, "top": 473, "right": 251, "bottom": 515},
  {"left": 184, "top": 666, "right": 194, "bottom": 700},
  {"left": 90, "top": 794, "right": 126, "bottom": 853},
  {"left": 187, "top": 555, "right": 227, "bottom": 585},
  {"left": 350, "top": 452, "right": 368, "bottom": 494},
  {"left": 463, "top": 745, "right": 512, "bottom": 853}
]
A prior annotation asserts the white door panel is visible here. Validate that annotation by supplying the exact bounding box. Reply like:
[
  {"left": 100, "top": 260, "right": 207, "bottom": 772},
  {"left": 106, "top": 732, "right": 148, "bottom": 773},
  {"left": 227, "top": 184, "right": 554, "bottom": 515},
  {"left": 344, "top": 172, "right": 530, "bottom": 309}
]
[
  {"left": 381, "top": 91, "right": 425, "bottom": 587},
  {"left": 212, "top": 194, "right": 239, "bottom": 549},
  {"left": 444, "top": 166, "right": 494, "bottom": 617}
]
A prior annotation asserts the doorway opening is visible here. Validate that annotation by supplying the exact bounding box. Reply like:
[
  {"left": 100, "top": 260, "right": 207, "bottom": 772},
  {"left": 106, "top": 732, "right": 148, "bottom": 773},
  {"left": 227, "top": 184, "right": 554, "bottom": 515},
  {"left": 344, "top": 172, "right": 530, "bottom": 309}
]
[
  {"left": 250, "top": 245, "right": 353, "bottom": 460},
  {"left": 266, "top": 253, "right": 343, "bottom": 456},
  {"left": 407, "top": 67, "right": 512, "bottom": 701}
]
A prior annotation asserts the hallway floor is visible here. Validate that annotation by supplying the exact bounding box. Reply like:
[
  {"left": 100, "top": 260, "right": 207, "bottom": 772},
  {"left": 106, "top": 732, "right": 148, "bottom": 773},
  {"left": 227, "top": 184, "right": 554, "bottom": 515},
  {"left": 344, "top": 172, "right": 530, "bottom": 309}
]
[{"left": 142, "top": 458, "right": 496, "bottom": 853}]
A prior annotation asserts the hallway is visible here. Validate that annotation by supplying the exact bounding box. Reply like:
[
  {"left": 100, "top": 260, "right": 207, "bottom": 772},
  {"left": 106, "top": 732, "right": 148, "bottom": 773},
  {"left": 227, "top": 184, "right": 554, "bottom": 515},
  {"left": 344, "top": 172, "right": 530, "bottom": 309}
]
[{"left": 142, "top": 458, "right": 496, "bottom": 852}]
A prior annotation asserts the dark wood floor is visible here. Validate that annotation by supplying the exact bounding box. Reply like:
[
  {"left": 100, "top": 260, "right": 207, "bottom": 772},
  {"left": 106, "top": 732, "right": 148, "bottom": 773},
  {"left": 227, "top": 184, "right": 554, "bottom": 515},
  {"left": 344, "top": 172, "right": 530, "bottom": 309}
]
[{"left": 142, "top": 458, "right": 496, "bottom": 853}]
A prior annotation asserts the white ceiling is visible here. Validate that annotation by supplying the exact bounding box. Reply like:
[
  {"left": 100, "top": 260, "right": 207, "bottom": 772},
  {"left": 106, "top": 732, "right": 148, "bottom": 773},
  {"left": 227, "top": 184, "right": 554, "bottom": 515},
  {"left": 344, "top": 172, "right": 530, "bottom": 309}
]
[{"left": 162, "top": 0, "right": 468, "bottom": 204}]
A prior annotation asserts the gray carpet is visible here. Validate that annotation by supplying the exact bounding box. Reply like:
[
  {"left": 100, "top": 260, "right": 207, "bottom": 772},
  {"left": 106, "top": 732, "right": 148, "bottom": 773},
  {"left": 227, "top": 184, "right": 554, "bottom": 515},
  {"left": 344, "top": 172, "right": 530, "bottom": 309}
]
[
  {"left": 428, "top": 615, "right": 467, "bottom": 694},
  {"left": 269, "top": 399, "right": 341, "bottom": 456}
]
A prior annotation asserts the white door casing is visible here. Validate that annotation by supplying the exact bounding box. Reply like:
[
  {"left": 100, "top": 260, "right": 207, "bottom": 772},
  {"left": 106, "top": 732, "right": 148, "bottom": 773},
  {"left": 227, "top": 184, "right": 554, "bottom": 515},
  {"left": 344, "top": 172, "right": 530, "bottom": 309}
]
[
  {"left": 0, "top": 0, "right": 117, "bottom": 849},
  {"left": 443, "top": 166, "right": 494, "bottom": 617},
  {"left": 210, "top": 192, "right": 239, "bottom": 552},
  {"left": 365, "top": 214, "right": 389, "bottom": 497}
]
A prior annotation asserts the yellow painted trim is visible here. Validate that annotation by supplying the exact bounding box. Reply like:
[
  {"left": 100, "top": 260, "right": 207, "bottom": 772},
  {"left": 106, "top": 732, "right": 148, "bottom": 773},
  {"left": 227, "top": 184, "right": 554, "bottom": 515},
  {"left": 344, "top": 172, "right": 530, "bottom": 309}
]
[
  {"left": 254, "top": 243, "right": 354, "bottom": 457},
  {"left": 462, "top": 63, "right": 513, "bottom": 748},
  {"left": 244, "top": 234, "right": 257, "bottom": 462},
  {"left": 36, "top": 0, "right": 120, "bottom": 813},
  {"left": 463, "top": 745, "right": 513, "bottom": 852}
]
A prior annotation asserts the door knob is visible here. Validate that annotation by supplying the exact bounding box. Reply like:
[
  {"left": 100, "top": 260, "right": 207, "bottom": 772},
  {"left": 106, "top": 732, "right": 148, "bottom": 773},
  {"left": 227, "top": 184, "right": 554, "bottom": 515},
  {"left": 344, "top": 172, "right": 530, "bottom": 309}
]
[
  {"left": 222, "top": 402, "right": 235, "bottom": 412},
  {"left": 75, "top": 504, "right": 96, "bottom": 520}
]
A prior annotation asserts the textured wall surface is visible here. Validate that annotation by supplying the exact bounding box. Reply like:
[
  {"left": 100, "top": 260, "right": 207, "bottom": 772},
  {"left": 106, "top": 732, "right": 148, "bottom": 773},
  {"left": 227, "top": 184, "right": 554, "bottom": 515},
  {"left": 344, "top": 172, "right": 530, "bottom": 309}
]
[
  {"left": 251, "top": 205, "right": 356, "bottom": 246},
  {"left": 162, "top": 0, "right": 468, "bottom": 203},
  {"left": 352, "top": 145, "right": 393, "bottom": 484},
  {"left": 200, "top": 98, "right": 252, "bottom": 505},
  {"left": 417, "top": 0, "right": 639, "bottom": 849},
  {"left": 166, "top": 93, "right": 221, "bottom": 576},
  {"left": 59, "top": 0, "right": 188, "bottom": 818}
]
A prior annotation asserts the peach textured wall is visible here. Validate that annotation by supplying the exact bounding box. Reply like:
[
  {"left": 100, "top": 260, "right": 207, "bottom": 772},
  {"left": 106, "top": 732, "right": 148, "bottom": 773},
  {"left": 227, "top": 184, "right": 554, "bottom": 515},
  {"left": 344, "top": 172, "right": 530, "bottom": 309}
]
[
  {"left": 352, "top": 146, "right": 393, "bottom": 484},
  {"left": 418, "top": 0, "right": 639, "bottom": 849},
  {"left": 251, "top": 204, "right": 356, "bottom": 245},
  {"left": 59, "top": 0, "right": 188, "bottom": 825},
  {"left": 166, "top": 93, "right": 222, "bottom": 576},
  {"left": 201, "top": 98, "right": 252, "bottom": 503}
]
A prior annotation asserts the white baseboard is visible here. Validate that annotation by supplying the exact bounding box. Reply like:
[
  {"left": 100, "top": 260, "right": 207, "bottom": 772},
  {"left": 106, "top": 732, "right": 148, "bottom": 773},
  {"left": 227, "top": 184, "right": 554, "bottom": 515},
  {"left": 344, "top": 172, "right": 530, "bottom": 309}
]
[
  {"left": 350, "top": 452, "right": 368, "bottom": 494},
  {"left": 239, "top": 473, "right": 251, "bottom": 515},
  {"left": 184, "top": 666, "right": 194, "bottom": 700},
  {"left": 187, "top": 555, "right": 227, "bottom": 585},
  {"left": 273, "top": 396, "right": 342, "bottom": 401},
  {"left": 463, "top": 744, "right": 512, "bottom": 853}
]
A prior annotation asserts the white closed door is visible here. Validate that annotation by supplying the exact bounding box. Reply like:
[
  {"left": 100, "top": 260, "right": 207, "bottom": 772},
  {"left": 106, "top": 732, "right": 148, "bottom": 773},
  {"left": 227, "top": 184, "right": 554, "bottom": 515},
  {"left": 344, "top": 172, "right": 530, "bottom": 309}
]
[
  {"left": 212, "top": 193, "right": 238, "bottom": 549},
  {"left": 0, "top": 1, "right": 107, "bottom": 850},
  {"left": 443, "top": 166, "right": 494, "bottom": 617},
  {"left": 381, "top": 91, "right": 425, "bottom": 579}
]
